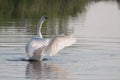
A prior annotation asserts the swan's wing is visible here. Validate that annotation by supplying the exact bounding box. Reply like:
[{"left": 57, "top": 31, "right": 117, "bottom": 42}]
[
  {"left": 26, "top": 37, "right": 50, "bottom": 58},
  {"left": 47, "top": 34, "right": 76, "bottom": 56}
]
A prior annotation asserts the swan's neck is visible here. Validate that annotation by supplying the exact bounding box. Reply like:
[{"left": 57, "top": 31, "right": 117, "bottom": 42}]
[{"left": 37, "top": 20, "right": 44, "bottom": 38}]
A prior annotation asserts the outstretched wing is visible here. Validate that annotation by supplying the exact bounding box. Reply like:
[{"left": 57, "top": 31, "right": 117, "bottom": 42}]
[
  {"left": 26, "top": 37, "right": 50, "bottom": 58},
  {"left": 47, "top": 34, "right": 76, "bottom": 56}
]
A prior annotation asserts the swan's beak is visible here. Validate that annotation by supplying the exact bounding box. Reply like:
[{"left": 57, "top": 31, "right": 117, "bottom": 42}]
[{"left": 45, "top": 16, "right": 48, "bottom": 19}]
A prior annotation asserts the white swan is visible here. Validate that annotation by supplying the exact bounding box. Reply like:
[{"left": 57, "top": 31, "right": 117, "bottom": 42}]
[{"left": 25, "top": 16, "right": 76, "bottom": 61}]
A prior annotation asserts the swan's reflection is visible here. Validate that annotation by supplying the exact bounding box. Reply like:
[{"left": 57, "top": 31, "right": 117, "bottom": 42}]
[{"left": 26, "top": 61, "right": 70, "bottom": 80}]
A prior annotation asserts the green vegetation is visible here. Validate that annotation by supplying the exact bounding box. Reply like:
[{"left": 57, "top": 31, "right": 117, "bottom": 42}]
[{"left": 0, "top": 0, "right": 89, "bottom": 20}]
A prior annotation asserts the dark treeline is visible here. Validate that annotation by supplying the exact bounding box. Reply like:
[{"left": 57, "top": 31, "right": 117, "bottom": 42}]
[
  {"left": 0, "top": 0, "right": 89, "bottom": 20},
  {"left": 0, "top": 0, "right": 119, "bottom": 20}
]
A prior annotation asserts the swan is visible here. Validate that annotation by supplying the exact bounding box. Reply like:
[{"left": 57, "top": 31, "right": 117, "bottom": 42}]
[{"left": 25, "top": 16, "right": 76, "bottom": 61}]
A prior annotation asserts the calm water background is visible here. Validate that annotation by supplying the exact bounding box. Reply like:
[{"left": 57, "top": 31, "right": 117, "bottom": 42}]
[{"left": 0, "top": 0, "right": 120, "bottom": 80}]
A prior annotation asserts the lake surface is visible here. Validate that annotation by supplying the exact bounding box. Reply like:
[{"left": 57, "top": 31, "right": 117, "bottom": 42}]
[{"left": 0, "top": 0, "right": 120, "bottom": 80}]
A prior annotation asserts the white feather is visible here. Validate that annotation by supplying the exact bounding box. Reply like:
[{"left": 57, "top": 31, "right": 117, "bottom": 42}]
[
  {"left": 25, "top": 16, "right": 76, "bottom": 61},
  {"left": 26, "top": 36, "right": 50, "bottom": 60},
  {"left": 46, "top": 34, "right": 76, "bottom": 56}
]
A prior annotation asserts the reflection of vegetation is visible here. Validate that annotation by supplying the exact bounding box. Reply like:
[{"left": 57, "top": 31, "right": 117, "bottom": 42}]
[
  {"left": 1, "top": 0, "right": 119, "bottom": 36},
  {"left": 0, "top": 0, "right": 90, "bottom": 35},
  {"left": 0, "top": 0, "right": 88, "bottom": 20}
]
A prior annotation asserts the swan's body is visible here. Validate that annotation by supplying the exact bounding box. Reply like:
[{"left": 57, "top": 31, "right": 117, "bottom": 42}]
[{"left": 25, "top": 16, "right": 76, "bottom": 61}]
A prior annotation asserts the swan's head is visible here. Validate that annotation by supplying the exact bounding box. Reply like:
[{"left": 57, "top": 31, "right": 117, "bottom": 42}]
[{"left": 40, "top": 16, "right": 48, "bottom": 22}]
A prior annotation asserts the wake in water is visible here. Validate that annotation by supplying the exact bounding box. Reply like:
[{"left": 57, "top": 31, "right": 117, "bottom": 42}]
[{"left": 6, "top": 57, "right": 50, "bottom": 62}]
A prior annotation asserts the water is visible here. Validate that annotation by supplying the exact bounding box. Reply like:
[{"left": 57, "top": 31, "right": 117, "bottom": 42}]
[{"left": 0, "top": 0, "right": 120, "bottom": 80}]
